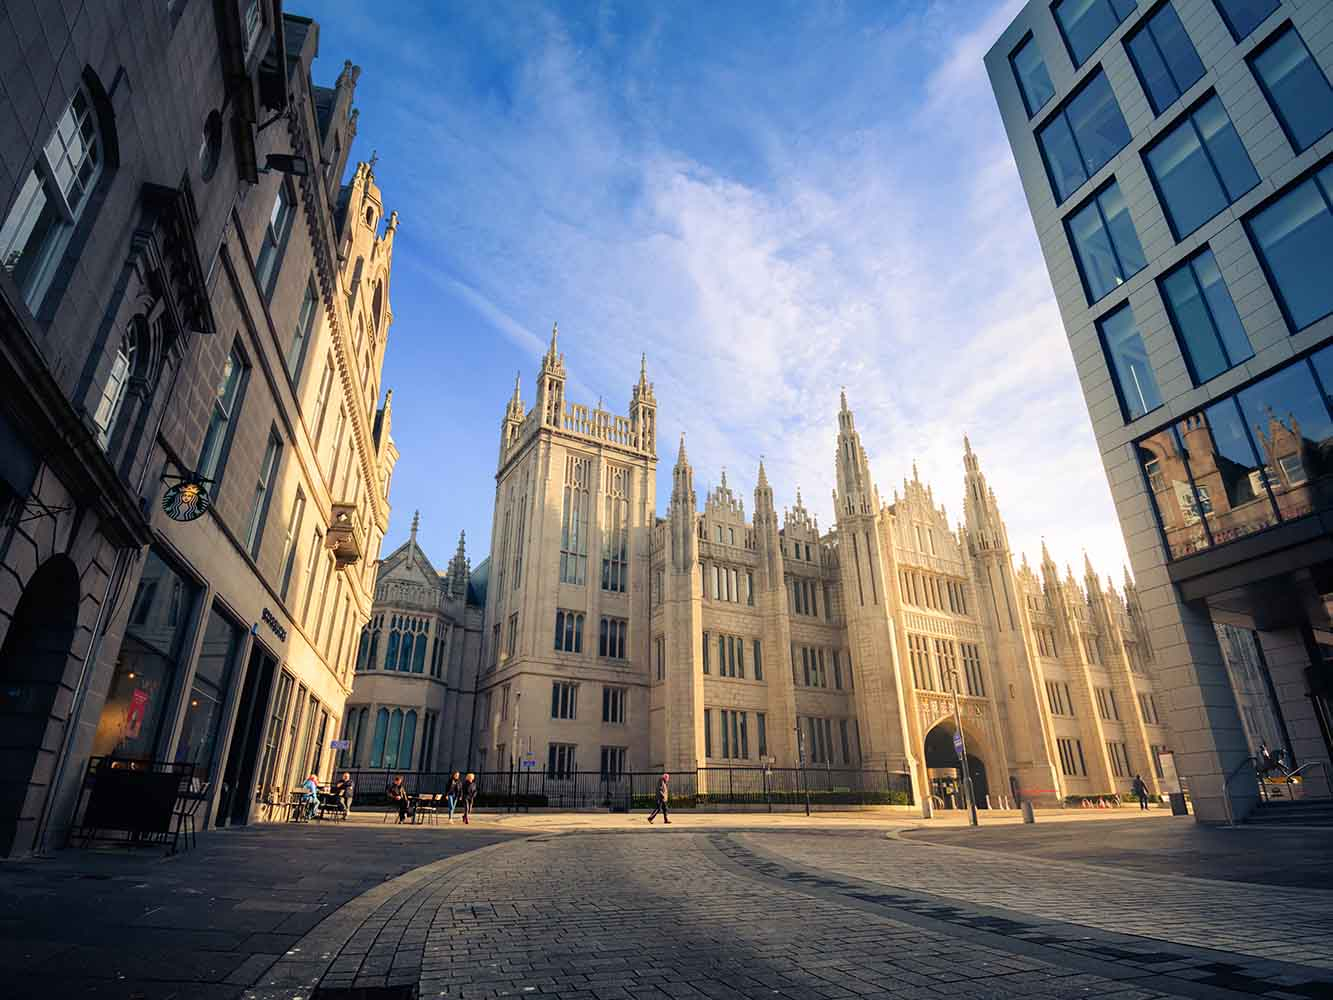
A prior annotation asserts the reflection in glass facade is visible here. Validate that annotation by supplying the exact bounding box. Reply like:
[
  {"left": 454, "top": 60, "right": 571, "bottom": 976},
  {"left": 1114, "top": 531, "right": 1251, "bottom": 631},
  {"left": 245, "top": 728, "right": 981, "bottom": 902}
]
[
  {"left": 93, "top": 549, "right": 201, "bottom": 759},
  {"left": 1248, "top": 163, "right": 1333, "bottom": 331},
  {"left": 1160, "top": 248, "right": 1252, "bottom": 383},
  {"left": 1250, "top": 27, "right": 1333, "bottom": 154},
  {"left": 1145, "top": 95, "right": 1259, "bottom": 239},
  {"left": 1139, "top": 350, "right": 1333, "bottom": 559},
  {"left": 1054, "top": 0, "right": 1138, "bottom": 66},
  {"left": 175, "top": 604, "right": 243, "bottom": 776},
  {"left": 1126, "top": 3, "right": 1205, "bottom": 116}
]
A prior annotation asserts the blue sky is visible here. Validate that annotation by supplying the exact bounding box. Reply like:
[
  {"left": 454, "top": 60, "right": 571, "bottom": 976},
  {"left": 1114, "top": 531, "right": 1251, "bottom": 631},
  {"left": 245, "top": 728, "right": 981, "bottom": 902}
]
[{"left": 310, "top": 0, "right": 1133, "bottom": 586}]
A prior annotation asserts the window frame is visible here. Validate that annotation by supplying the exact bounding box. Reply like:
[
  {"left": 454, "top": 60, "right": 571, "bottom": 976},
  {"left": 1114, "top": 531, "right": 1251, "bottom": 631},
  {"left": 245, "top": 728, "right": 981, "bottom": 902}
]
[
  {"left": 1052, "top": 0, "right": 1140, "bottom": 68},
  {"left": 1244, "top": 159, "right": 1333, "bottom": 333},
  {"left": 1157, "top": 246, "right": 1253, "bottom": 385},
  {"left": 1066, "top": 179, "right": 1147, "bottom": 305},
  {"left": 1124, "top": 1, "right": 1206, "bottom": 117},
  {"left": 1247, "top": 23, "right": 1333, "bottom": 155},
  {"left": 1211, "top": 0, "right": 1280, "bottom": 44}
]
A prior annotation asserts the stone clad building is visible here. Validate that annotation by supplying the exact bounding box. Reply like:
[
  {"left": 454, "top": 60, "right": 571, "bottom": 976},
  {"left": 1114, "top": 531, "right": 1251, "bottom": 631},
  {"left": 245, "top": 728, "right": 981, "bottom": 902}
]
[
  {"left": 0, "top": 2, "right": 395, "bottom": 855},
  {"left": 357, "top": 335, "right": 1173, "bottom": 807}
]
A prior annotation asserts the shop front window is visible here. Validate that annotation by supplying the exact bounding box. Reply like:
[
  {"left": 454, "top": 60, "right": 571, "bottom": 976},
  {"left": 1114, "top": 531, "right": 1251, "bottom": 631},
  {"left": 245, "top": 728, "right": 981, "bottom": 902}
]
[
  {"left": 173, "top": 604, "right": 243, "bottom": 777},
  {"left": 93, "top": 549, "right": 201, "bottom": 759}
]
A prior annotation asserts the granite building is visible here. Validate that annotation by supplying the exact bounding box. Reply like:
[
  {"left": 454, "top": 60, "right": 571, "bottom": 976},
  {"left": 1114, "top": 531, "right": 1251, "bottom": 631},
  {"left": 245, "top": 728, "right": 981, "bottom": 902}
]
[
  {"left": 0, "top": 1, "right": 395, "bottom": 855},
  {"left": 353, "top": 337, "right": 1173, "bottom": 810},
  {"left": 986, "top": 0, "right": 1333, "bottom": 821}
]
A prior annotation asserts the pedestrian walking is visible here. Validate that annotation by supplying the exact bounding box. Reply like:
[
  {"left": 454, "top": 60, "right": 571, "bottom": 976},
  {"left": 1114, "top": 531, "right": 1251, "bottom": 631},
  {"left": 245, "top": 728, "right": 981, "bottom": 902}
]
[
  {"left": 1132, "top": 773, "right": 1150, "bottom": 810},
  {"left": 301, "top": 773, "right": 320, "bottom": 820},
  {"left": 446, "top": 771, "right": 462, "bottom": 823},
  {"left": 462, "top": 772, "right": 477, "bottom": 824},
  {"left": 647, "top": 771, "right": 671, "bottom": 824}
]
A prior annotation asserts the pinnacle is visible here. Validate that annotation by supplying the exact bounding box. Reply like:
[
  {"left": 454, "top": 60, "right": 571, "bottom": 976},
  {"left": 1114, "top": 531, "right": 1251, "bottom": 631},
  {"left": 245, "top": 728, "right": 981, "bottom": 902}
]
[
  {"left": 676, "top": 432, "right": 688, "bottom": 466},
  {"left": 963, "top": 433, "right": 972, "bottom": 456},
  {"left": 757, "top": 458, "right": 769, "bottom": 488},
  {"left": 549, "top": 321, "right": 559, "bottom": 354},
  {"left": 840, "top": 386, "right": 849, "bottom": 412}
]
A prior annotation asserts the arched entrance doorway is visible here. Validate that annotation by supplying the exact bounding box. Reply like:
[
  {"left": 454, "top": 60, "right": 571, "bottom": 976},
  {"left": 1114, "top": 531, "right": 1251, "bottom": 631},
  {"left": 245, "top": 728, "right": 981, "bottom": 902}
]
[
  {"left": 0, "top": 555, "right": 81, "bottom": 856},
  {"left": 923, "top": 718, "right": 990, "bottom": 809}
]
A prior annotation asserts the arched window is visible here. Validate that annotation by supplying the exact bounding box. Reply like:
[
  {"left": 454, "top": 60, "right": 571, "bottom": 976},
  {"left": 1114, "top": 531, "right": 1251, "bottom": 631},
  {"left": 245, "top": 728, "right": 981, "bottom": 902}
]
[
  {"left": 397, "top": 627, "right": 414, "bottom": 670},
  {"left": 385, "top": 616, "right": 400, "bottom": 671},
  {"left": 91, "top": 322, "right": 138, "bottom": 449},
  {"left": 0, "top": 81, "right": 105, "bottom": 310},
  {"left": 355, "top": 626, "right": 371, "bottom": 670},
  {"left": 367, "top": 619, "right": 380, "bottom": 669},
  {"left": 372, "top": 280, "right": 384, "bottom": 336},
  {"left": 411, "top": 628, "right": 426, "bottom": 673},
  {"left": 384, "top": 708, "right": 403, "bottom": 769},
  {"left": 353, "top": 706, "right": 369, "bottom": 765},
  {"left": 400, "top": 710, "right": 417, "bottom": 770},
  {"left": 339, "top": 711, "right": 359, "bottom": 769},
  {"left": 370, "top": 707, "right": 388, "bottom": 767}
]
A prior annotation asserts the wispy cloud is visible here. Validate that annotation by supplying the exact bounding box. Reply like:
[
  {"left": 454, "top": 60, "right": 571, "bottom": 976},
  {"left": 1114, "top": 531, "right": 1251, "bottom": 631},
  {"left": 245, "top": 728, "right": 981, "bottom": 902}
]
[{"left": 316, "top": 0, "right": 1133, "bottom": 583}]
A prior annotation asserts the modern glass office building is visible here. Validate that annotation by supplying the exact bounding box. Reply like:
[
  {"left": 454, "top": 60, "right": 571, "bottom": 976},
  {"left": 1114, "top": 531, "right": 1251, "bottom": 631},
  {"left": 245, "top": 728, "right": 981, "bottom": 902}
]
[{"left": 987, "top": 0, "right": 1333, "bottom": 822}]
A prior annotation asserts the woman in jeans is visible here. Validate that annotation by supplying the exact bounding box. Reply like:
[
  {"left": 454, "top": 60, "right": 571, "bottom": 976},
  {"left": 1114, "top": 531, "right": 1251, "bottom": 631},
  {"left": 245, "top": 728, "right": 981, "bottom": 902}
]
[
  {"left": 446, "top": 771, "right": 462, "bottom": 823},
  {"left": 462, "top": 772, "right": 477, "bottom": 824}
]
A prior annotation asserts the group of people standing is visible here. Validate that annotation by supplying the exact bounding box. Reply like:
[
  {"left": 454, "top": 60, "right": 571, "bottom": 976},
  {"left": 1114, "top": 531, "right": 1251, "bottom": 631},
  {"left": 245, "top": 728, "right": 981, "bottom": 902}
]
[{"left": 386, "top": 771, "right": 478, "bottom": 824}]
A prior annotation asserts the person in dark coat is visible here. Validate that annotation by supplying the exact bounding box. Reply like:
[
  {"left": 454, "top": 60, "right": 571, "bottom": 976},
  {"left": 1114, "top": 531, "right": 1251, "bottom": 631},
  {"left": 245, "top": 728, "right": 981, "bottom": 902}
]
[
  {"left": 446, "top": 771, "right": 462, "bottom": 823},
  {"left": 647, "top": 772, "right": 671, "bottom": 824},
  {"left": 1131, "top": 774, "right": 1150, "bottom": 810},
  {"left": 387, "top": 775, "right": 412, "bottom": 823},
  {"left": 462, "top": 772, "right": 478, "bottom": 824}
]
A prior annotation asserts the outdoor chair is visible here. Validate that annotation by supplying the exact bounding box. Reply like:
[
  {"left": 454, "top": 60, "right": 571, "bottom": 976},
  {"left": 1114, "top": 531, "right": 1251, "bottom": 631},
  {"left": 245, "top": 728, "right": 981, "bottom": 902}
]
[
  {"left": 172, "top": 779, "right": 210, "bottom": 852},
  {"left": 416, "top": 793, "right": 440, "bottom": 825}
]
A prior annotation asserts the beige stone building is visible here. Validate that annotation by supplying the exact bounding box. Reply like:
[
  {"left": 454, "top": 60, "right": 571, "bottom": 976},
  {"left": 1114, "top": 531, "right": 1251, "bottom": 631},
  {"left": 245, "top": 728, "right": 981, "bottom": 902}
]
[{"left": 356, "top": 336, "right": 1173, "bottom": 808}]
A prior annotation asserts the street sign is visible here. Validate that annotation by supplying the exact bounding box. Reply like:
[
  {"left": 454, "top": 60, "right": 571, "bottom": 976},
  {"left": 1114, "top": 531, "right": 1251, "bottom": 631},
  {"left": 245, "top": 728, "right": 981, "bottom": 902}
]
[
  {"left": 520, "top": 758, "right": 537, "bottom": 770},
  {"left": 330, "top": 739, "right": 350, "bottom": 750},
  {"left": 952, "top": 731, "right": 965, "bottom": 758}
]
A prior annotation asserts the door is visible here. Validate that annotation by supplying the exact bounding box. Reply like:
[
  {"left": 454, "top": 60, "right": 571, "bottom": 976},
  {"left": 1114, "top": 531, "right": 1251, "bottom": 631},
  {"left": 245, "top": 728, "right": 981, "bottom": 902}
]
[{"left": 214, "top": 646, "right": 276, "bottom": 827}]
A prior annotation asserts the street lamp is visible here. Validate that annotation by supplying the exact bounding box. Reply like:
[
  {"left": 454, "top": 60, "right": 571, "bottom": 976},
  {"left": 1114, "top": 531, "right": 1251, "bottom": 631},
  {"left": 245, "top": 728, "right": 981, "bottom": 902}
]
[{"left": 949, "top": 669, "right": 980, "bottom": 827}]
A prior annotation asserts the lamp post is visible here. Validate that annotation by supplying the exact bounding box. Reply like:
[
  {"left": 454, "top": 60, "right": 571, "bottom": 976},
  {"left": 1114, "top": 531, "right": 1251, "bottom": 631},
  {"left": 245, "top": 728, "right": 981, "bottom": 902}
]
[
  {"left": 949, "top": 670, "right": 979, "bottom": 827},
  {"left": 509, "top": 691, "right": 521, "bottom": 812},
  {"left": 796, "top": 722, "right": 811, "bottom": 816}
]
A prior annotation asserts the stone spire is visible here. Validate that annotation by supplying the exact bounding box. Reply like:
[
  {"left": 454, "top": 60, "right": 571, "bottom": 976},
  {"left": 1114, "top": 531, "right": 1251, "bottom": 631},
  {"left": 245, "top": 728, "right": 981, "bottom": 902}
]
[
  {"left": 669, "top": 433, "right": 697, "bottom": 571},
  {"left": 446, "top": 529, "right": 469, "bottom": 599},
  {"left": 506, "top": 370, "right": 524, "bottom": 420},
  {"left": 630, "top": 353, "right": 657, "bottom": 454},
  {"left": 834, "top": 389, "right": 878, "bottom": 517},
  {"left": 537, "top": 321, "right": 566, "bottom": 426},
  {"left": 962, "top": 437, "right": 1009, "bottom": 555}
]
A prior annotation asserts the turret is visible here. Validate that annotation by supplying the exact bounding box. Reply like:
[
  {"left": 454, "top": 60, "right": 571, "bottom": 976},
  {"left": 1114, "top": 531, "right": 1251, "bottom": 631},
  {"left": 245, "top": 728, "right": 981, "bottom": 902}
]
[
  {"left": 668, "top": 433, "right": 697, "bottom": 572},
  {"left": 630, "top": 353, "right": 657, "bottom": 454},
  {"left": 536, "top": 322, "right": 566, "bottom": 427},
  {"left": 962, "top": 435, "right": 1010, "bottom": 555},
  {"left": 499, "top": 370, "right": 524, "bottom": 464},
  {"left": 834, "top": 389, "right": 878, "bottom": 516},
  {"left": 753, "top": 459, "right": 784, "bottom": 591},
  {"left": 446, "top": 529, "right": 469, "bottom": 599}
]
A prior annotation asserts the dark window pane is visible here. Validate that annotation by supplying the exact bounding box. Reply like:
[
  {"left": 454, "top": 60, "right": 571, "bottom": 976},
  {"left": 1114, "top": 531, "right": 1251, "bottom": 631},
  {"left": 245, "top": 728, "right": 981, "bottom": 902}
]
[
  {"left": 1152, "top": 3, "right": 1205, "bottom": 95},
  {"left": 1012, "top": 36, "right": 1055, "bottom": 116},
  {"left": 1162, "top": 262, "right": 1230, "bottom": 382},
  {"left": 1213, "top": 0, "right": 1280, "bottom": 43},
  {"left": 1128, "top": 28, "right": 1179, "bottom": 114},
  {"left": 1251, "top": 28, "right": 1333, "bottom": 153},
  {"left": 1039, "top": 114, "right": 1088, "bottom": 202},
  {"left": 1236, "top": 362, "right": 1333, "bottom": 521},
  {"left": 1193, "top": 249, "right": 1251, "bottom": 368},
  {"left": 1249, "top": 173, "right": 1333, "bottom": 330},
  {"left": 1056, "top": 0, "right": 1133, "bottom": 66},
  {"left": 1194, "top": 399, "right": 1280, "bottom": 545},
  {"left": 1069, "top": 199, "right": 1120, "bottom": 301},
  {"left": 1100, "top": 181, "right": 1146, "bottom": 275},
  {"left": 1066, "top": 73, "right": 1132, "bottom": 176},
  {"left": 1100, "top": 304, "right": 1163, "bottom": 419},
  {"left": 1195, "top": 95, "right": 1259, "bottom": 201}
]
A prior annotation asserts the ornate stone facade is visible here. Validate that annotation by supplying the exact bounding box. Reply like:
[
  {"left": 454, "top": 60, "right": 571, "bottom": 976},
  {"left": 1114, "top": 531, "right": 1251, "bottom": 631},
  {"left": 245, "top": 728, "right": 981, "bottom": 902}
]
[{"left": 362, "top": 344, "right": 1174, "bottom": 807}]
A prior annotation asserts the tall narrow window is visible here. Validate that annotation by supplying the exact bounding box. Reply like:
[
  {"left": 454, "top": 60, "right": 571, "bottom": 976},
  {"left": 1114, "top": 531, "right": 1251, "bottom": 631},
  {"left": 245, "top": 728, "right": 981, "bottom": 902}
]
[
  {"left": 1160, "top": 248, "right": 1252, "bottom": 383},
  {"left": 301, "top": 528, "right": 323, "bottom": 624},
  {"left": 91, "top": 324, "right": 138, "bottom": 449},
  {"left": 1010, "top": 34, "right": 1054, "bottom": 117},
  {"left": 0, "top": 83, "right": 103, "bottom": 310},
  {"left": 1249, "top": 27, "right": 1333, "bottom": 154},
  {"left": 254, "top": 181, "right": 294, "bottom": 296},
  {"left": 1067, "top": 181, "right": 1146, "bottom": 304},
  {"left": 287, "top": 277, "right": 319, "bottom": 380},
  {"left": 311, "top": 355, "right": 334, "bottom": 448},
  {"left": 278, "top": 490, "right": 305, "bottom": 601},
  {"left": 197, "top": 345, "right": 245, "bottom": 485},
  {"left": 245, "top": 430, "right": 282, "bottom": 556},
  {"left": 1037, "top": 71, "right": 1131, "bottom": 203},
  {"left": 753, "top": 639, "right": 763, "bottom": 681},
  {"left": 601, "top": 466, "right": 629, "bottom": 592},
  {"left": 1126, "top": 3, "right": 1205, "bottom": 115},
  {"left": 1100, "top": 304, "right": 1163, "bottom": 421},
  {"left": 1145, "top": 95, "right": 1259, "bottom": 240},
  {"left": 559, "top": 456, "right": 590, "bottom": 584}
]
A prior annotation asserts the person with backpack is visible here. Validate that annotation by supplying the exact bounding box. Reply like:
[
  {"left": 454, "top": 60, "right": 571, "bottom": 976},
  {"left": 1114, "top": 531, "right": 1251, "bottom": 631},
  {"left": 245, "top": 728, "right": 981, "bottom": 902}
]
[{"left": 1131, "top": 773, "right": 1150, "bottom": 810}]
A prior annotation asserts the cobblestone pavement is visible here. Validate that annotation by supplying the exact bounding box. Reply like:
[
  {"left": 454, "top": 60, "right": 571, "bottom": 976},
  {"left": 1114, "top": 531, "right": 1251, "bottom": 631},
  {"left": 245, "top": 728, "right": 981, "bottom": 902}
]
[
  {"left": 248, "top": 829, "right": 1333, "bottom": 1000},
  {"left": 736, "top": 831, "right": 1333, "bottom": 971}
]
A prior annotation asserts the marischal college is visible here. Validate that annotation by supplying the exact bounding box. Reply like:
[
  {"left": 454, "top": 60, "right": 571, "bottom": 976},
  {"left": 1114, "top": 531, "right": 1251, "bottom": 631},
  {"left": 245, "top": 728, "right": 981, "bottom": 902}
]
[{"left": 349, "top": 331, "right": 1178, "bottom": 810}]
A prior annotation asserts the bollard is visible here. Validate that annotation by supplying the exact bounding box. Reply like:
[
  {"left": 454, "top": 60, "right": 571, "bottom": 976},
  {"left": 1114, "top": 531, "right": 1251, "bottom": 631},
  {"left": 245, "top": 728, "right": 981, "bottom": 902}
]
[
  {"left": 1022, "top": 801, "right": 1035, "bottom": 824},
  {"left": 921, "top": 797, "right": 933, "bottom": 819}
]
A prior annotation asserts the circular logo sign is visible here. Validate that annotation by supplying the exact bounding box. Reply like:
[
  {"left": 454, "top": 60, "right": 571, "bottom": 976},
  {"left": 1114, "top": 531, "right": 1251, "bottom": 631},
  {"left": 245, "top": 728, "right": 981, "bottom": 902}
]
[{"left": 162, "top": 480, "right": 212, "bottom": 522}]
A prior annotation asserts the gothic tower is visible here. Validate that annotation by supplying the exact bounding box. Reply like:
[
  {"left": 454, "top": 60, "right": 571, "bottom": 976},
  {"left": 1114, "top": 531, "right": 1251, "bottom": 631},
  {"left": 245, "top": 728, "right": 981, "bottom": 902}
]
[{"left": 752, "top": 459, "right": 797, "bottom": 765}]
